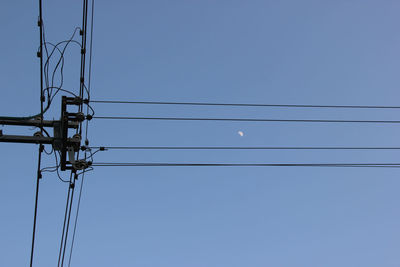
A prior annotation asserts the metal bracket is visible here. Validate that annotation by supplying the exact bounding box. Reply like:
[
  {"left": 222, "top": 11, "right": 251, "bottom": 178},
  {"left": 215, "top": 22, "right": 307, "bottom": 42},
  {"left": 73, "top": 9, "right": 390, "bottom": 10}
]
[
  {"left": 59, "top": 96, "right": 85, "bottom": 171},
  {"left": 0, "top": 95, "right": 84, "bottom": 171},
  {"left": 68, "top": 147, "right": 90, "bottom": 170}
]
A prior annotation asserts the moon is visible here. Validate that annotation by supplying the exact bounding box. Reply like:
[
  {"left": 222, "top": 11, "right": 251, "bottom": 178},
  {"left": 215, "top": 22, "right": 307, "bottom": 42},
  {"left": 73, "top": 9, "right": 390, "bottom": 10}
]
[{"left": 238, "top": 131, "right": 244, "bottom": 137}]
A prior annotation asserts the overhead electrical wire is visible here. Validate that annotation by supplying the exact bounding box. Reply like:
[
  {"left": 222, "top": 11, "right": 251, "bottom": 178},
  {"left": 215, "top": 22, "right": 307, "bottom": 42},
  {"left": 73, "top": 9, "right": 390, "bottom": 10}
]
[
  {"left": 57, "top": 174, "right": 75, "bottom": 267},
  {"left": 30, "top": 146, "right": 42, "bottom": 267},
  {"left": 10, "top": 0, "right": 93, "bottom": 266},
  {"left": 67, "top": 172, "right": 85, "bottom": 267},
  {"left": 1, "top": 27, "right": 81, "bottom": 122},
  {"left": 30, "top": 0, "right": 44, "bottom": 266},
  {"left": 68, "top": 0, "right": 95, "bottom": 266},
  {"left": 57, "top": 178, "right": 71, "bottom": 267},
  {"left": 92, "top": 162, "right": 400, "bottom": 168},
  {"left": 45, "top": 28, "right": 81, "bottom": 89},
  {"left": 89, "top": 146, "right": 400, "bottom": 150},
  {"left": 78, "top": 0, "right": 89, "bottom": 107},
  {"left": 60, "top": 2, "right": 89, "bottom": 266},
  {"left": 36, "top": 20, "right": 93, "bottom": 183},
  {"left": 60, "top": 178, "right": 76, "bottom": 267},
  {"left": 90, "top": 100, "right": 400, "bottom": 109},
  {"left": 57, "top": 0, "right": 89, "bottom": 265},
  {"left": 43, "top": 28, "right": 82, "bottom": 105},
  {"left": 93, "top": 116, "right": 400, "bottom": 124},
  {"left": 21, "top": 1, "right": 400, "bottom": 267},
  {"left": 54, "top": 0, "right": 90, "bottom": 265}
]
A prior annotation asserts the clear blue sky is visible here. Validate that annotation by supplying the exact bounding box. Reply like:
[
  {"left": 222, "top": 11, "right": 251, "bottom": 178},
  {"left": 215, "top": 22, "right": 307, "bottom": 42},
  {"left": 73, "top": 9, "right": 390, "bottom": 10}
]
[{"left": 1, "top": 0, "right": 400, "bottom": 266}]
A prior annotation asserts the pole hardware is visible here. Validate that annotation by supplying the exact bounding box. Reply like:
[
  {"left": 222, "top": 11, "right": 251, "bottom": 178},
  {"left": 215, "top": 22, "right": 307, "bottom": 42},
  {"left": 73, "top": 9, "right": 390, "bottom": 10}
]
[
  {"left": 0, "top": 96, "right": 89, "bottom": 171},
  {"left": 59, "top": 96, "right": 88, "bottom": 171}
]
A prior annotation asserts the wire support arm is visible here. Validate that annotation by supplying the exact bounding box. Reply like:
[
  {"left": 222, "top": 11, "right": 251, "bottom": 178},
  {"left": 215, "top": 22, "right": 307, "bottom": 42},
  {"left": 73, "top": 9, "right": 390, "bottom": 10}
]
[{"left": 0, "top": 119, "right": 78, "bottom": 128}]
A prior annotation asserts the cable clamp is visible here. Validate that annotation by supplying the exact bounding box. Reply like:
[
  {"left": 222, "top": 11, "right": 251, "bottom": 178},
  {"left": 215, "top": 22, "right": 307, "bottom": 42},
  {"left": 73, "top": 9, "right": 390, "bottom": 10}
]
[
  {"left": 68, "top": 147, "right": 89, "bottom": 170},
  {"left": 67, "top": 112, "right": 85, "bottom": 122},
  {"left": 74, "top": 160, "right": 90, "bottom": 170},
  {"left": 72, "top": 134, "right": 82, "bottom": 144},
  {"left": 76, "top": 112, "right": 86, "bottom": 122},
  {"left": 34, "top": 131, "right": 44, "bottom": 138}
]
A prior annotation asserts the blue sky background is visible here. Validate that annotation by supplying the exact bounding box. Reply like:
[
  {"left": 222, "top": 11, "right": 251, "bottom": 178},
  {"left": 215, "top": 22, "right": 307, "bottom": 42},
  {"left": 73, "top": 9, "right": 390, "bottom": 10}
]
[{"left": 1, "top": 0, "right": 400, "bottom": 266}]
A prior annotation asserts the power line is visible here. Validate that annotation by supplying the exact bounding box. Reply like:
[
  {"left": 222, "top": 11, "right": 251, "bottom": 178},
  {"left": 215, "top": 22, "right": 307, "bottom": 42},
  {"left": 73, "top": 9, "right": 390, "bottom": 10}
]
[
  {"left": 67, "top": 172, "right": 85, "bottom": 267},
  {"left": 93, "top": 116, "right": 400, "bottom": 124},
  {"left": 90, "top": 100, "right": 400, "bottom": 109},
  {"left": 68, "top": 0, "right": 95, "bottom": 265},
  {"left": 89, "top": 146, "right": 400, "bottom": 150},
  {"left": 92, "top": 162, "right": 400, "bottom": 168},
  {"left": 57, "top": 174, "right": 74, "bottom": 267},
  {"left": 62, "top": 1, "right": 89, "bottom": 266},
  {"left": 30, "top": 146, "right": 43, "bottom": 267},
  {"left": 86, "top": 0, "right": 95, "bottom": 99},
  {"left": 30, "top": 0, "right": 45, "bottom": 265},
  {"left": 78, "top": 0, "right": 89, "bottom": 104},
  {"left": 60, "top": 177, "right": 76, "bottom": 267},
  {"left": 38, "top": 0, "right": 44, "bottom": 129}
]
